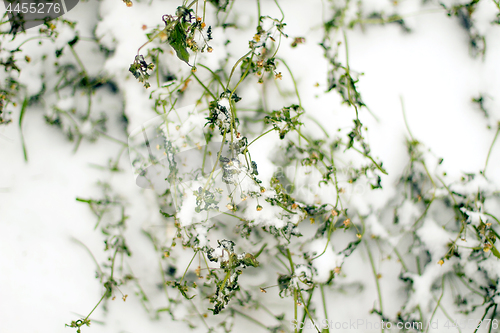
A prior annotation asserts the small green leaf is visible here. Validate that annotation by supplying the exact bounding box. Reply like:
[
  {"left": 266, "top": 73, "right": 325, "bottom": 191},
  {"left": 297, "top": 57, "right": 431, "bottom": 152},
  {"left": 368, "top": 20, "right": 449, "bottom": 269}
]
[
  {"left": 168, "top": 24, "right": 190, "bottom": 65},
  {"left": 242, "top": 253, "right": 259, "bottom": 267},
  {"left": 491, "top": 245, "right": 500, "bottom": 259}
]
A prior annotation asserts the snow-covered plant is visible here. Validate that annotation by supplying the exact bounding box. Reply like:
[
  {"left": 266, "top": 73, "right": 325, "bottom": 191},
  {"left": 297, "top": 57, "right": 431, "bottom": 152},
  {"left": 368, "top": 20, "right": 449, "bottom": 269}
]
[{"left": 2, "top": 0, "right": 500, "bottom": 332}]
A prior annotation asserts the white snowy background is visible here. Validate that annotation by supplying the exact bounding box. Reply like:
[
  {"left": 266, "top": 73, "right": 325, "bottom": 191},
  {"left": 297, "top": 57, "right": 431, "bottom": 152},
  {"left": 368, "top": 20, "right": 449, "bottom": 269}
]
[{"left": 1, "top": 0, "right": 500, "bottom": 332}]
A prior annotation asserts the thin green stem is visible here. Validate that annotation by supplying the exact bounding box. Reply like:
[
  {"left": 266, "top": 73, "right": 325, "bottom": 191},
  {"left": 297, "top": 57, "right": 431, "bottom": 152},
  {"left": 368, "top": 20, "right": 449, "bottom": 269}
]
[
  {"left": 474, "top": 303, "right": 495, "bottom": 333},
  {"left": 256, "top": 0, "right": 261, "bottom": 22},
  {"left": 426, "top": 275, "right": 446, "bottom": 333},
  {"left": 392, "top": 247, "right": 408, "bottom": 272},
  {"left": 298, "top": 289, "right": 320, "bottom": 333},
  {"left": 274, "top": 0, "right": 285, "bottom": 22},
  {"left": 192, "top": 72, "right": 216, "bottom": 100},
  {"left": 19, "top": 97, "right": 28, "bottom": 162},
  {"left": 83, "top": 294, "right": 106, "bottom": 323},
  {"left": 320, "top": 284, "right": 330, "bottom": 333},
  {"left": 180, "top": 250, "right": 198, "bottom": 283},
  {"left": 68, "top": 44, "right": 87, "bottom": 76},
  {"left": 198, "top": 63, "right": 225, "bottom": 90},
  {"left": 293, "top": 289, "right": 298, "bottom": 333},
  {"left": 226, "top": 50, "right": 253, "bottom": 91},
  {"left": 483, "top": 122, "right": 500, "bottom": 177},
  {"left": 364, "top": 240, "right": 384, "bottom": 333},
  {"left": 245, "top": 128, "right": 274, "bottom": 150},
  {"left": 71, "top": 237, "right": 104, "bottom": 279},
  {"left": 15, "top": 36, "right": 54, "bottom": 49},
  {"left": 492, "top": 0, "right": 500, "bottom": 10},
  {"left": 276, "top": 57, "right": 301, "bottom": 108},
  {"left": 489, "top": 304, "right": 497, "bottom": 333},
  {"left": 188, "top": 298, "right": 211, "bottom": 329},
  {"left": 232, "top": 308, "right": 268, "bottom": 329},
  {"left": 400, "top": 96, "right": 415, "bottom": 142}
]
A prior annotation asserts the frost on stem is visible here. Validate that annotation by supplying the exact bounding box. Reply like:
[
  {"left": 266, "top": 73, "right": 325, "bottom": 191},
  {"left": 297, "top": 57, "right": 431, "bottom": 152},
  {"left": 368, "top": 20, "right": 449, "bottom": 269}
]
[
  {"left": 220, "top": 157, "right": 242, "bottom": 185},
  {"left": 194, "top": 187, "right": 220, "bottom": 213},
  {"left": 206, "top": 99, "right": 234, "bottom": 135}
]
